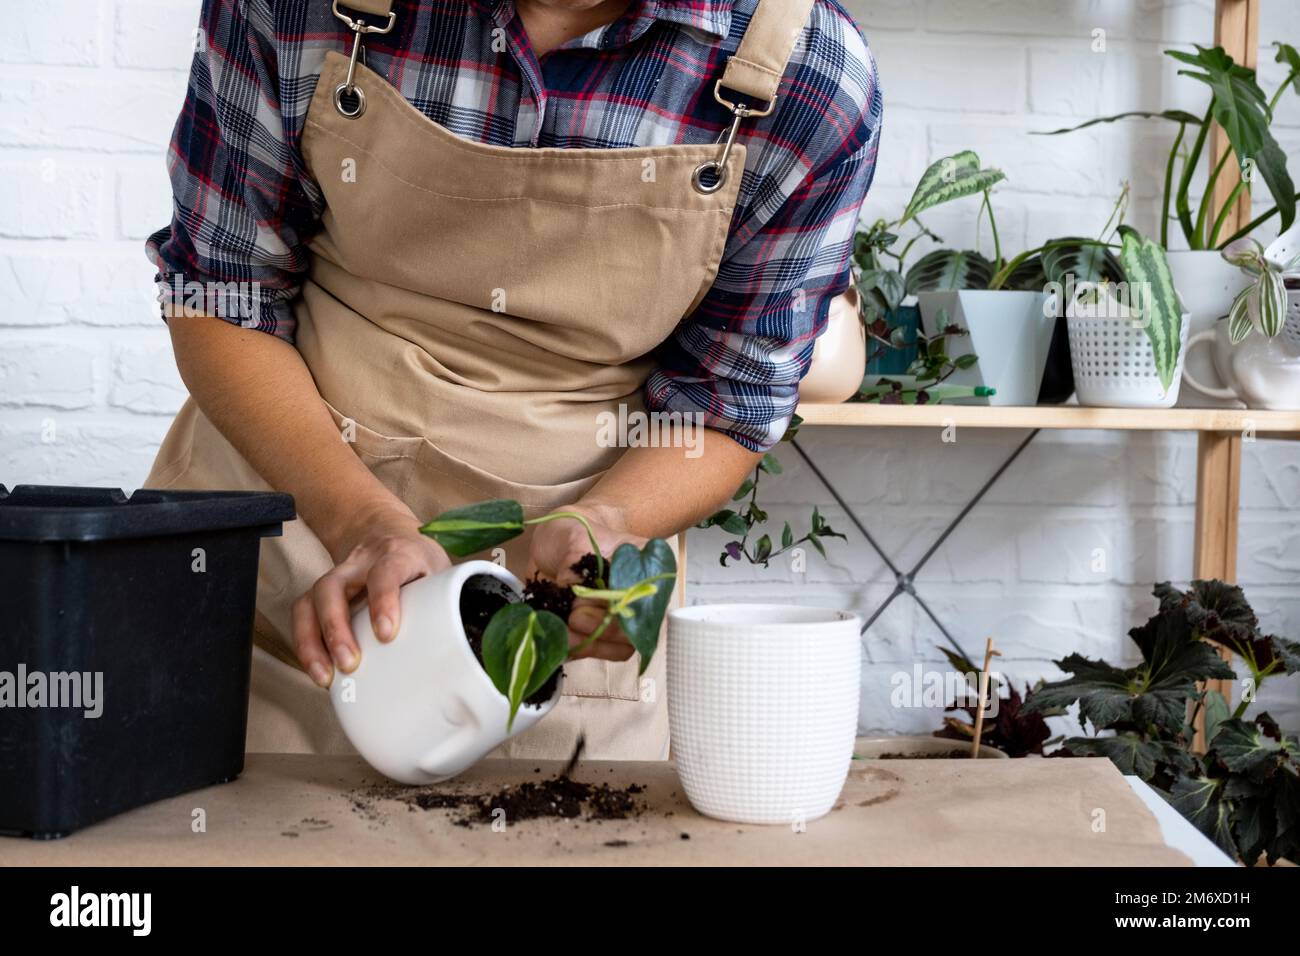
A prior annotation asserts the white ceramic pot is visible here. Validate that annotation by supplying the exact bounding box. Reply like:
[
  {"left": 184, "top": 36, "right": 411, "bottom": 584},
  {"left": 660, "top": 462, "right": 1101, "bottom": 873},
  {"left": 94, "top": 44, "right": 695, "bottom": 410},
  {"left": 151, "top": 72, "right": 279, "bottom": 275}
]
[
  {"left": 1183, "top": 317, "right": 1300, "bottom": 410},
  {"left": 915, "top": 290, "right": 1054, "bottom": 405},
  {"left": 668, "top": 604, "right": 861, "bottom": 825},
  {"left": 1166, "top": 250, "right": 1251, "bottom": 408},
  {"left": 330, "top": 560, "right": 561, "bottom": 784},
  {"left": 800, "top": 289, "right": 866, "bottom": 404}
]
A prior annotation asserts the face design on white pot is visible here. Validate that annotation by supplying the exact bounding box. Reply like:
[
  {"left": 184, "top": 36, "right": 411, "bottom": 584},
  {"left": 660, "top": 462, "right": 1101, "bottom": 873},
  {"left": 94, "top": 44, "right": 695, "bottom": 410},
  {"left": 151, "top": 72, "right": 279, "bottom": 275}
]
[{"left": 330, "top": 561, "right": 562, "bottom": 784}]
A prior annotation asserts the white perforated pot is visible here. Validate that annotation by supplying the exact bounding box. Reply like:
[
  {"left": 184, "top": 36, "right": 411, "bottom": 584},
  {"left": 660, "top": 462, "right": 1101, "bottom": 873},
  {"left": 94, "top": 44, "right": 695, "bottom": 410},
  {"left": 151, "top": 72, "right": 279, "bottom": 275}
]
[
  {"left": 667, "top": 604, "right": 861, "bottom": 825},
  {"left": 330, "top": 560, "right": 561, "bottom": 784},
  {"left": 1066, "top": 284, "right": 1191, "bottom": 408}
]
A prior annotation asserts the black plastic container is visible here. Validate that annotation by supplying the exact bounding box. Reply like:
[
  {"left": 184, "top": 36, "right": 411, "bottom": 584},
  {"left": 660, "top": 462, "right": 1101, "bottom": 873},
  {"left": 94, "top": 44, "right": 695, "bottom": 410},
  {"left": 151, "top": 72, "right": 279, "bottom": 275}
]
[{"left": 0, "top": 485, "right": 294, "bottom": 838}]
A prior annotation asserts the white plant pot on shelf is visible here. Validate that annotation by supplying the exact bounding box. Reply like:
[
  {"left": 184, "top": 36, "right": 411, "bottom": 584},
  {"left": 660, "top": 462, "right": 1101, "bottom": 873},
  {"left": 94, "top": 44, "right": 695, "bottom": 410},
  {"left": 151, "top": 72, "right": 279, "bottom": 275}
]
[
  {"left": 1166, "top": 250, "right": 1250, "bottom": 408},
  {"left": 1066, "top": 287, "right": 1191, "bottom": 408},
  {"left": 800, "top": 289, "right": 866, "bottom": 404},
  {"left": 330, "top": 560, "right": 560, "bottom": 784},
  {"left": 915, "top": 290, "right": 1054, "bottom": 405},
  {"left": 667, "top": 604, "right": 860, "bottom": 826}
]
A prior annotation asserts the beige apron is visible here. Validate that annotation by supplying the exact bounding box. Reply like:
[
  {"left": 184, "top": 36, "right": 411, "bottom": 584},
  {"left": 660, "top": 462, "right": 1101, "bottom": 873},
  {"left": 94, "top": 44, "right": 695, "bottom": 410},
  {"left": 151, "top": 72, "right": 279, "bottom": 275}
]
[{"left": 147, "top": 0, "right": 815, "bottom": 759}]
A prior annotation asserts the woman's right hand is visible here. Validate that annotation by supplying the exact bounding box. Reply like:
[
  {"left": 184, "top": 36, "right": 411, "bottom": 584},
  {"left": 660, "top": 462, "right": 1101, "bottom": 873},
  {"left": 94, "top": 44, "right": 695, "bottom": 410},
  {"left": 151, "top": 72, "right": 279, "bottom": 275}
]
[{"left": 292, "top": 505, "right": 452, "bottom": 688}]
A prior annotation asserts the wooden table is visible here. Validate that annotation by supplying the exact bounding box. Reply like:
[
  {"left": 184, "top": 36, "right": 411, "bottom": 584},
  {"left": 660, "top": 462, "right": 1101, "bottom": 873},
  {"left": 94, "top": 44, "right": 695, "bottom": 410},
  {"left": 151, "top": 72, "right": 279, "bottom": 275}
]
[
  {"left": 797, "top": 403, "right": 1300, "bottom": 744},
  {"left": 0, "top": 751, "right": 1191, "bottom": 866}
]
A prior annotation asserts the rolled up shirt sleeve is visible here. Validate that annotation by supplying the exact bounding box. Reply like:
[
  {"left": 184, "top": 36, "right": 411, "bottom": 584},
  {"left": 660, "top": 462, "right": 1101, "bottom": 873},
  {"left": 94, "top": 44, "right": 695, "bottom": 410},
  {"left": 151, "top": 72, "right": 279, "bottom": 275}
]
[
  {"left": 645, "top": 30, "right": 882, "bottom": 452},
  {"left": 145, "top": 0, "right": 320, "bottom": 342}
]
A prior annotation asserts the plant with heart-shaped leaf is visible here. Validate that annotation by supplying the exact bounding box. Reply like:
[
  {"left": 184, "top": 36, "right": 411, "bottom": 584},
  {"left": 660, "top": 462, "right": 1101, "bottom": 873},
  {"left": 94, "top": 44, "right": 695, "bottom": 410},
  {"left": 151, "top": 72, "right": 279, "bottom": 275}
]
[{"left": 420, "top": 499, "right": 676, "bottom": 730}]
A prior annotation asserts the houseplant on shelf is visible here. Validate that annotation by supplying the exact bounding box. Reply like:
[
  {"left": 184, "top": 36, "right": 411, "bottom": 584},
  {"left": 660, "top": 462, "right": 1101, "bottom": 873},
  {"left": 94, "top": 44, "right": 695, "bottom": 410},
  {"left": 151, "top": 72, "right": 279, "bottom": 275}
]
[
  {"left": 1022, "top": 581, "right": 1300, "bottom": 865},
  {"left": 855, "top": 150, "right": 1058, "bottom": 406},
  {"left": 1182, "top": 229, "right": 1300, "bottom": 409},
  {"left": 1040, "top": 42, "right": 1300, "bottom": 406}
]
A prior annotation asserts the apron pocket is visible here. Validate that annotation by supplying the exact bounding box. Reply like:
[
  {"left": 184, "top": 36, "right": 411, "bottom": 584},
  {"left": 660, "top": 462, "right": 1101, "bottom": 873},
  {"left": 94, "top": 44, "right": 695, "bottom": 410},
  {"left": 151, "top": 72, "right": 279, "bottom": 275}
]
[{"left": 321, "top": 401, "right": 422, "bottom": 502}]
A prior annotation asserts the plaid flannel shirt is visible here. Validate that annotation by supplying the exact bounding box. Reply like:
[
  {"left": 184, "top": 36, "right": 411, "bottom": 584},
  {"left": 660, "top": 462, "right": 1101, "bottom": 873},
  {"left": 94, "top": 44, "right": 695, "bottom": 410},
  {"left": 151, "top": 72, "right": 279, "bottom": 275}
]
[{"left": 147, "top": 0, "right": 881, "bottom": 450}]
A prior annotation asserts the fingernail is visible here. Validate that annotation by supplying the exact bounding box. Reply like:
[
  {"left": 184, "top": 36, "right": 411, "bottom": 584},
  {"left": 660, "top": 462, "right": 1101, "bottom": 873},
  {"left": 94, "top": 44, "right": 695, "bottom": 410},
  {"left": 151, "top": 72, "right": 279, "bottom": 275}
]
[
  {"left": 309, "top": 662, "right": 332, "bottom": 688},
  {"left": 335, "top": 645, "right": 358, "bottom": 671},
  {"left": 375, "top": 616, "right": 393, "bottom": 641}
]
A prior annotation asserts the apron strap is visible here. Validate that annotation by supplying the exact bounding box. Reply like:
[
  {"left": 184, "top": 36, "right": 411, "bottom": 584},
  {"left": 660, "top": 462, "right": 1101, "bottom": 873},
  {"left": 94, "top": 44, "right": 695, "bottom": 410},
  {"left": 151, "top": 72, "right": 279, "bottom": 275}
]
[
  {"left": 719, "top": 0, "right": 818, "bottom": 107},
  {"left": 336, "top": 0, "right": 394, "bottom": 17}
]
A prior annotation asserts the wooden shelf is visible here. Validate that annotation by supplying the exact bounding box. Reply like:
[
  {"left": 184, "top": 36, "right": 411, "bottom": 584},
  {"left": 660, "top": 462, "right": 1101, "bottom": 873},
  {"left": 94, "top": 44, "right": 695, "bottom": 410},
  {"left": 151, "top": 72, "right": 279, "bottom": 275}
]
[{"left": 796, "top": 403, "right": 1300, "bottom": 435}]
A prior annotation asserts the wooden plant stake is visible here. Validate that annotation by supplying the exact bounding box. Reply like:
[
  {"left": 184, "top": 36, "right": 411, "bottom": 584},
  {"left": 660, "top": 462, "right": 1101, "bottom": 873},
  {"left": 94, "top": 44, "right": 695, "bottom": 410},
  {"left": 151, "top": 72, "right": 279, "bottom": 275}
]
[{"left": 970, "top": 637, "right": 1002, "bottom": 759}]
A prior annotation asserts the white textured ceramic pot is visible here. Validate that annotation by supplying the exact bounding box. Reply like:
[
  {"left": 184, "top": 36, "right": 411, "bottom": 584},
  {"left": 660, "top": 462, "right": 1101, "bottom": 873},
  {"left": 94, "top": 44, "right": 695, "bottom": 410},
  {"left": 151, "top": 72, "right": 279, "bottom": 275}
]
[
  {"left": 668, "top": 604, "right": 861, "bottom": 825},
  {"left": 800, "top": 289, "right": 866, "bottom": 404},
  {"left": 330, "top": 560, "right": 561, "bottom": 784},
  {"left": 1166, "top": 250, "right": 1251, "bottom": 408},
  {"left": 916, "top": 290, "right": 1054, "bottom": 405}
]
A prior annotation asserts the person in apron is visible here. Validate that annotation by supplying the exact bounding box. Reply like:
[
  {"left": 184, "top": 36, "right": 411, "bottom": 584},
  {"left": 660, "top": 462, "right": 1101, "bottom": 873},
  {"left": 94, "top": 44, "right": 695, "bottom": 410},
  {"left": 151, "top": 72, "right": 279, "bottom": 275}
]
[{"left": 145, "top": 0, "right": 880, "bottom": 760}]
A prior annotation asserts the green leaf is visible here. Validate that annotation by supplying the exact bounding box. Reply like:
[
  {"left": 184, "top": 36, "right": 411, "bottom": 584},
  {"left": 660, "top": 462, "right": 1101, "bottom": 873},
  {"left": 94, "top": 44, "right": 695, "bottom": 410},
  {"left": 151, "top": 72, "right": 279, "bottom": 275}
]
[
  {"left": 1259, "top": 269, "right": 1287, "bottom": 338},
  {"left": 1041, "top": 239, "right": 1124, "bottom": 286},
  {"left": 698, "top": 509, "right": 749, "bottom": 535},
  {"left": 760, "top": 453, "right": 783, "bottom": 475},
  {"left": 1203, "top": 689, "right": 1230, "bottom": 747},
  {"left": 607, "top": 540, "right": 676, "bottom": 674},
  {"left": 1117, "top": 225, "right": 1183, "bottom": 392},
  {"left": 1154, "top": 580, "right": 1300, "bottom": 674},
  {"left": 953, "top": 354, "right": 979, "bottom": 370},
  {"left": 1168, "top": 773, "right": 1238, "bottom": 856},
  {"left": 1277, "top": 43, "right": 1300, "bottom": 94},
  {"left": 419, "top": 499, "right": 525, "bottom": 557},
  {"left": 1060, "top": 733, "right": 1174, "bottom": 781},
  {"left": 1169, "top": 45, "right": 1295, "bottom": 231},
  {"left": 754, "top": 534, "right": 772, "bottom": 564},
  {"left": 998, "top": 253, "right": 1049, "bottom": 292},
  {"left": 481, "top": 603, "right": 535, "bottom": 696},
  {"left": 1025, "top": 615, "right": 1234, "bottom": 735},
  {"left": 901, "top": 151, "right": 1006, "bottom": 223},
  {"left": 859, "top": 268, "right": 906, "bottom": 311},
  {"left": 1210, "top": 717, "right": 1291, "bottom": 780},
  {"left": 1227, "top": 286, "right": 1254, "bottom": 343},
  {"left": 731, "top": 479, "right": 754, "bottom": 501},
  {"left": 523, "top": 610, "right": 568, "bottom": 701},
  {"left": 904, "top": 249, "right": 994, "bottom": 293},
  {"left": 808, "top": 535, "right": 826, "bottom": 558},
  {"left": 781, "top": 521, "right": 794, "bottom": 549},
  {"left": 1032, "top": 110, "right": 1204, "bottom": 135},
  {"left": 505, "top": 616, "right": 538, "bottom": 732}
]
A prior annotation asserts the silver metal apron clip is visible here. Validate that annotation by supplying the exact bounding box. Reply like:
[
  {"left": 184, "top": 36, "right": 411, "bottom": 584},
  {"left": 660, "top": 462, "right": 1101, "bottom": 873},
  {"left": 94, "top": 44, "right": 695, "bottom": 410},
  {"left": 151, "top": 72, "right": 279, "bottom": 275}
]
[
  {"left": 692, "top": 79, "right": 776, "bottom": 195},
  {"left": 331, "top": 0, "right": 397, "bottom": 119}
]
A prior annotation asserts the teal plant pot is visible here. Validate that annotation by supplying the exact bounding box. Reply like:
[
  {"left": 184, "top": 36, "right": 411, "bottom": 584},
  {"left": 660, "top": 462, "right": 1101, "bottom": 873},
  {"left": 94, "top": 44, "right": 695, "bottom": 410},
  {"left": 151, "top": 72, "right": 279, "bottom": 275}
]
[{"left": 865, "top": 304, "right": 921, "bottom": 377}]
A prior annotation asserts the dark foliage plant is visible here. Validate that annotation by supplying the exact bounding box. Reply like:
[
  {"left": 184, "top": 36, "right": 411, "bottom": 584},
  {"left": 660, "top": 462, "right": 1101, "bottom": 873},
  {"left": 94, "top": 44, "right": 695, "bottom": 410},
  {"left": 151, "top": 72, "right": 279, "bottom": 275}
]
[
  {"left": 1023, "top": 581, "right": 1300, "bottom": 865},
  {"left": 932, "top": 648, "right": 1057, "bottom": 758}
]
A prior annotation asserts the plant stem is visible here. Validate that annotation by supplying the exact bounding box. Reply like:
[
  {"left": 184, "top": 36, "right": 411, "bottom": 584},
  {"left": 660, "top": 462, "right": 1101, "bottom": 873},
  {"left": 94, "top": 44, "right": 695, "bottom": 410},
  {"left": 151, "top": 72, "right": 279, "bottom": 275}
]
[
  {"left": 1196, "top": 146, "right": 1233, "bottom": 248},
  {"left": 983, "top": 190, "right": 1003, "bottom": 271},
  {"left": 572, "top": 613, "right": 616, "bottom": 656},
  {"left": 1268, "top": 70, "right": 1300, "bottom": 113},
  {"left": 1161, "top": 123, "right": 1186, "bottom": 247},
  {"left": 1208, "top": 179, "right": 1248, "bottom": 248},
  {"left": 1215, "top": 191, "right": 1300, "bottom": 248},
  {"left": 524, "top": 511, "right": 605, "bottom": 586},
  {"left": 1176, "top": 106, "right": 1214, "bottom": 248}
]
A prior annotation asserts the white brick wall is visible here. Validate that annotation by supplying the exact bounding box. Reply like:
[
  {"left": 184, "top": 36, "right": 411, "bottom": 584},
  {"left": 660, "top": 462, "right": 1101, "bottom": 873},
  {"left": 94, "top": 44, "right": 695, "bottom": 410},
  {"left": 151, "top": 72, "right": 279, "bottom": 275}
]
[{"left": 0, "top": 0, "right": 1297, "bottom": 735}]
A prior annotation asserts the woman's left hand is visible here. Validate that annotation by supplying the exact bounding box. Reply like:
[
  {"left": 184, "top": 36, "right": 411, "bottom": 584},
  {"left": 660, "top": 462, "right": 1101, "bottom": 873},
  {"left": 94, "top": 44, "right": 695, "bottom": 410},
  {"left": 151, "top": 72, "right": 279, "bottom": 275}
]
[{"left": 526, "top": 502, "right": 646, "bottom": 662}]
